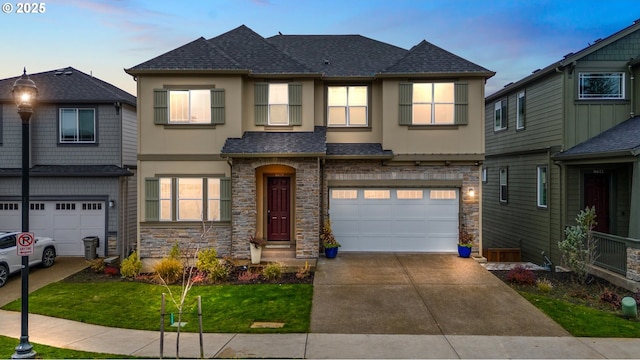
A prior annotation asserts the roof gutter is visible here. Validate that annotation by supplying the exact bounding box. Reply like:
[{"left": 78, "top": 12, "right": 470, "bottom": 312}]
[
  {"left": 220, "top": 152, "right": 326, "bottom": 158},
  {"left": 376, "top": 71, "right": 495, "bottom": 79}
]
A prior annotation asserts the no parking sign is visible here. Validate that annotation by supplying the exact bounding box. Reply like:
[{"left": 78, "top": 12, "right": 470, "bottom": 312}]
[{"left": 17, "top": 232, "right": 35, "bottom": 256}]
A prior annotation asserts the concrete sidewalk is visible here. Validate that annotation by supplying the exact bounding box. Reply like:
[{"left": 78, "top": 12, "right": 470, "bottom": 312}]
[{"left": 1, "top": 310, "right": 640, "bottom": 358}]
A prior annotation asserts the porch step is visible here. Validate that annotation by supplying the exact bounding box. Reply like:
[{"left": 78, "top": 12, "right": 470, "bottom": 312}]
[{"left": 261, "top": 247, "right": 295, "bottom": 260}]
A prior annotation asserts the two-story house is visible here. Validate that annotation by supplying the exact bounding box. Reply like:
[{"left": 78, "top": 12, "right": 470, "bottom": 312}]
[
  {"left": 126, "top": 25, "right": 494, "bottom": 263},
  {"left": 0, "top": 67, "right": 137, "bottom": 260},
  {"left": 483, "top": 20, "right": 640, "bottom": 286}
]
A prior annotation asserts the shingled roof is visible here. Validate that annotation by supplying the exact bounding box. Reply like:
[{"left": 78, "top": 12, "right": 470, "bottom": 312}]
[
  {"left": 221, "top": 127, "right": 327, "bottom": 156},
  {"left": 127, "top": 25, "right": 494, "bottom": 79},
  {"left": 326, "top": 143, "right": 394, "bottom": 158},
  {"left": 553, "top": 116, "right": 640, "bottom": 160},
  {"left": 380, "top": 40, "right": 492, "bottom": 75},
  {"left": 0, "top": 67, "right": 135, "bottom": 105}
]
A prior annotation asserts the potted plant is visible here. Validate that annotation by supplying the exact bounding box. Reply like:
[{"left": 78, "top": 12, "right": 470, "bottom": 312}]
[
  {"left": 458, "top": 225, "right": 474, "bottom": 258},
  {"left": 320, "top": 218, "right": 341, "bottom": 258},
  {"left": 249, "top": 234, "right": 267, "bottom": 264}
]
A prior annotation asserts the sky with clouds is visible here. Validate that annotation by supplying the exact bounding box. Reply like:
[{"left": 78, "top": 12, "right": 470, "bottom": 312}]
[{"left": 1, "top": 0, "right": 638, "bottom": 96}]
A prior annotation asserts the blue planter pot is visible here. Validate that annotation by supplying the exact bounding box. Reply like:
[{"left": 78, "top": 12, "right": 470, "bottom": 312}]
[
  {"left": 325, "top": 247, "right": 339, "bottom": 259},
  {"left": 457, "top": 245, "right": 472, "bottom": 258}
]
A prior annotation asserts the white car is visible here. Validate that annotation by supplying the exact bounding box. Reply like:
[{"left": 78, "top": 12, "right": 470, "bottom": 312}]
[{"left": 0, "top": 231, "right": 57, "bottom": 287}]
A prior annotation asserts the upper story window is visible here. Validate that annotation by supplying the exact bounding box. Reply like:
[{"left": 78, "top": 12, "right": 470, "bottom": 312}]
[
  {"left": 413, "top": 83, "right": 454, "bottom": 124},
  {"left": 578, "top": 72, "right": 624, "bottom": 100},
  {"left": 327, "top": 86, "right": 368, "bottom": 127},
  {"left": 255, "top": 83, "right": 302, "bottom": 126},
  {"left": 516, "top": 91, "right": 525, "bottom": 130},
  {"left": 153, "top": 88, "right": 225, "bottom": 125},
  {"left": 148, "top": 177, "right": 230, "bottom": 222},
  {"left": 169, "top": 90, "right": 210, "bottom": 123},
  {"left": 59, "top": 108, "right": 95, "bottom": 143},
  {"left": 399, "top": 82, "right": 468, "bottom": 126},
  {"left": 494, "top": 100, "right": 507, "bottom": 131}
]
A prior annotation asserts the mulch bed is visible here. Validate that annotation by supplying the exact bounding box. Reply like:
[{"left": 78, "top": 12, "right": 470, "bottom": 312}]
[{"left": 64, "top": 265, "right": 314, "bottom": 285}]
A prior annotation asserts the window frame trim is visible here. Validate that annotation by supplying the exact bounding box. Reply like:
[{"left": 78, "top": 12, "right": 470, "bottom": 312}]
[
  {"left": 494, "top": 100, "right": 507, "bottom": 132},
  {"left": 499, "top": 167, "right": 508, "bottom": 203},
  {"left": 577, "top": 72, "right": 625, "bottom": 100},
  {"left": 537, "top": 165, "right": 548, "bottom": 209},
  {"left": 516, "top": 91, "right": 525, "bottom": 130},
  {"left": 58, "top": 106, "right": 97, "bottom": 144},
  {"left": 412, "top": 82, "right": 455, "bottom": 125},
  {"left": 326, "top": 84, "right": 370, "bottom": 128}
]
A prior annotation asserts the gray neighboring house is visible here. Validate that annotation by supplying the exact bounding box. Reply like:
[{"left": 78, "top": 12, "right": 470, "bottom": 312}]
[
  {"left": 483, "top": 20, "right": 640, "bottom": 288},
  {"left": 0, "top": 67, "right": 137, "bottom": 259}
]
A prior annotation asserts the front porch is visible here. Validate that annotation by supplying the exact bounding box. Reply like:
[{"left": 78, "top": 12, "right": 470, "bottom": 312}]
[{"left": 590, "top": 231, "right": 640, "bottom": 291}]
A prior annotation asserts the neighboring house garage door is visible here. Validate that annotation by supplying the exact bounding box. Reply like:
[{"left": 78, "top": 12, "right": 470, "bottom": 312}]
[
  {"left": 329, "top": 188, "right": 459, "bottom": 252},
  {"left": 0, "top": 201, "right": 105, "bottom": 256}
]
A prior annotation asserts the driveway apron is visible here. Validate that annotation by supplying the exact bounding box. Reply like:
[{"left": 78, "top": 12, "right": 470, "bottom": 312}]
[
  {"left": 310, "top": 253, "right": 569, "bottom": 336},
  {"left": 0, "top": 257, "right": 88, "bottom": 307}
]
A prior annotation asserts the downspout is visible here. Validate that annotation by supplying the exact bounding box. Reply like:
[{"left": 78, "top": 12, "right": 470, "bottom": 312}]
[
  {"left": 226, "top": 157, "right": 233, "bottom": 256},
  {"left": 628, "top": 65, "right": 635, "bottom": 118}
]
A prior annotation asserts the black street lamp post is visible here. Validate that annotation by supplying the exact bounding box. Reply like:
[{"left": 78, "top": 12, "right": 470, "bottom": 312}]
[{"left": 11, "top": 69, "right": 37, "bottom": 359}]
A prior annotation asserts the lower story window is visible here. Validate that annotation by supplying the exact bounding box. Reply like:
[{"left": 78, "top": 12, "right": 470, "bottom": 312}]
[
  {"left": 499, "top": 168, "right": 508, "bottom": 203},
  {"left": 147, "top": 177, "right": 230, "bottom": 222},
  {"left": 537, "top": 166, "right": 548, "bottom": 208}
]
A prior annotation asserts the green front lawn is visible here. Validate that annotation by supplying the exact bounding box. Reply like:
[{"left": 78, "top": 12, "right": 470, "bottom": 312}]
[{"left": 2, "top": 282, "right": 313, "bottom": 333}]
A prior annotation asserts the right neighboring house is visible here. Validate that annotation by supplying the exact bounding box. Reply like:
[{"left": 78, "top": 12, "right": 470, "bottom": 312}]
[{"left": 483, "top": 19, "right": 640, "bottom": 285}]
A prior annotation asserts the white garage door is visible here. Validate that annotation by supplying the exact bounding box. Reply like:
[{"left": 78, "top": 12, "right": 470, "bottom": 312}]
[
  {"left": 0, "top": 201, "right": 105, "bottom": 256},
  {"left": 329, "top": 188, "right": 459, "bottom": 252}
]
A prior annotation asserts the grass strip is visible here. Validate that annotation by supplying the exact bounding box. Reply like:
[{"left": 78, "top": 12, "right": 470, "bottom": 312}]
[
  {"left": 2, "top": 282, "right": 312, "bottom": 333},
  {"left": 0, "top": 335, "right": 142, "bottom": 359},
  {"left": 519, "top": 291, "right": 640, "bottom": 337}
]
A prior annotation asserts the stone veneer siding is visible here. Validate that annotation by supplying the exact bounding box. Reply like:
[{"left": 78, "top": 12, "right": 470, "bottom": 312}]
[
  {"left": 627, "top": 247, "right": 640, "bottom": 281},
  {"left": 232, "top": 157, "right": 320, "bottom": 259},
  {"left": 139, "top": 225, "right": 231, "bottom": 258},
  {"left": 323, "top": 160, "right": 480, "bottom": 250}
]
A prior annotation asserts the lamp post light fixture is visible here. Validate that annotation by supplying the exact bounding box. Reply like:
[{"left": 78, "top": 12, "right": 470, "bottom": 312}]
[{"left": 11, "top": 68, "right": 37, "bottom": 359}]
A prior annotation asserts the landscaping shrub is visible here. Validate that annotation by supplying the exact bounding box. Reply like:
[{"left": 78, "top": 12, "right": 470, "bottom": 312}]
[
  {"left": 600, "top": 289, "right": 622, "bottom": 309},
  {"left": 169, "top": 241, "right": 181, "bottom": 260},
  {"left": 120, "top": 251, "right": 142, "bottom": 278},
  {"left": 263, "top": 262, "right": 283, "bottom": 281},
  {"left": 296, "top": 261, "right": 311, "bottom": 279},
  {"left": 87, "top": 258, "right": 105, "bottom": 273},
  {"left": 153, "top": 257, "right": 184, "bottom": 284},
  {"left": 558, "top": 206, "right": 598, "bottom": 285},
  {"left": 536, "top": 278, "right": 554, "bottom": 293},
  {"left": 238, "top": 270, "right": 261, "bottom": 282},
  {"left": 196, "top": 248, "right": 219, "bottom": 273},
  {"left": 506, "top": 265, "right": 536, "bottom": 285}
]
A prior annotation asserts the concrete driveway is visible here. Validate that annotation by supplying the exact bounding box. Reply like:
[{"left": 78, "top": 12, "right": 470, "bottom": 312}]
[
  {"left": 0, "top": 257, "right": 88, "bottom": 307},
  {"left": 310, "top": 253, "right": 569, "bottom": 336}
]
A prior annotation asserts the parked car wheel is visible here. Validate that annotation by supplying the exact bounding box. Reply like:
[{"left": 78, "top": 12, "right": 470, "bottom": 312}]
[
  {"left": 41, "top": 247, "right": 56, "bottom": 268},
  {"left": 0, "top": 264, "right": 8, "bottom": 288}
]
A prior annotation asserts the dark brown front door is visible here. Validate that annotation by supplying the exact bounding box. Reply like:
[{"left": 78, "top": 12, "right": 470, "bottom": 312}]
[
  {"left": 267, "top": 177, "right": 290, "bottom": 241},
  {"left": 584, "top": 173, "right": 609, "bottom": 233}
]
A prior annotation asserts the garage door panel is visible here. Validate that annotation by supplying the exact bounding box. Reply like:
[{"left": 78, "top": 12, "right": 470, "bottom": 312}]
[
  {"left": 330, "top": 188, "right": 459, "bottom": 253},
  {"left": 0, "top": 201, "right": 104, "bottom": 256},
  {"left": 359, "top": 220, "right": 393, "bottom": 234}
]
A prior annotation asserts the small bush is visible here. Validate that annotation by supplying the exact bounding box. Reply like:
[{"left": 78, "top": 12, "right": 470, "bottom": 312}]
[
  {"left": 633, "top": 291, "right": 640, "bottom": 306},
  {"left": 600, "top": 288, "right": 622, "bottom": 309},
  {"left": 209, "top": 259, "right": 233, "bottom": 282},
  {"left": 506, "top": 265, "right": 536, "bottom": 285},
  {"left": 104, "top": 265, "right": 120, "bottom": 276},
  {"left": 87, "top": 258, "right": 105, "bottom": 273},
  {"left": 238, "top": 270, "right": 261, "bottom": 282},
  {"left": 153, "top": 257, "right": 184, "bottom": 284},
  {"left": 536, "top": 278, "right": 554, "bottom": 293},
  {"left": 263, "top": 262, "right": 283, "bottom": 281},
  {"left": 169, "top": 241, "right": 181, "bottom": 260},
  {"left": 120, "top": 251, "right": 142, "bottom": 278},
  {"left": 196, "top": 248, "right": 219, "bottom": 273},
  {"left": 296, "top": 261, "right": 311, "bottom": 279}
]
